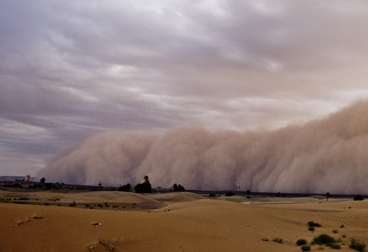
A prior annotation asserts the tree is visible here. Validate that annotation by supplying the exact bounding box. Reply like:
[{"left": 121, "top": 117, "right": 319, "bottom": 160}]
[
  {"left": 118, "top": 184, "right": 131, "bottom": 192},
  {"left": 40, "top": 177, "right": 46, "bottom": 184},
  {"left": 173, "top": 184, "right": 178, "bottom": 191},
  {"left": 134, "top": 176, "right": 152, "bottom": 193},
  {"left": 172, "top": 183, "right": 185, "bottom": 192},
  {"left": 177, "top": 184, "right": 185, "bottom": 191},
  {"left": 325, "top": 192, "right": 331, "bottom": 201}
]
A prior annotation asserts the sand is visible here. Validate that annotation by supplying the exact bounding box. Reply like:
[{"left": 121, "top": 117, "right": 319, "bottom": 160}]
[{"left": 1, "top": 191, "right": 368, "bottom": 252}]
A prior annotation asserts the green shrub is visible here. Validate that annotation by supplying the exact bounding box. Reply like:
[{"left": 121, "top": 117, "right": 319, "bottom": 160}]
[
  {"left": 350, "top": 239, "right": 366, "bottom": 252},
  {"left": 312, "top": 234, "right": 341, "bottom": 249},
  {"left": 313, "top": 234, "right": 336, "bottom": 245}
]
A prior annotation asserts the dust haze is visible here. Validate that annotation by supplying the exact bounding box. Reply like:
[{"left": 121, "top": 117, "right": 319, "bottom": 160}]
[{"left": 40, "top": 100, "right": 368, "bottom": 194}]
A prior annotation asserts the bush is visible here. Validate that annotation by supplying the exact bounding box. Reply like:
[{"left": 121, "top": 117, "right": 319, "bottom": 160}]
[
  {"left": 312, "top": 234, "right": 340, "bottom": 249},
  {"left": 350, "top": 239, "right": 366, "bottom": 252},
  {"left": 296, "top": 239, "right": 308, "bottom": 246},
  {"left": 308, "top": 221, "right": 322, "bottom": 228},
  {"left": 172, "top": 183, "right": 186, "bottom": 192},
  {"left": 118, "top": 184, "right": 131, "bottom": 192},
  {"left": 69, "top": 201, "right": 77, "bottom": 207},
  {"left": 272, "top": 238, "right": 283, "bottom": 244},
  {"left": 225, "top": 191, "right": 235, "bottom": 197},
  {"left": 353, "top": 195, "right": 365, "bottom": 201},
  {"left": 18, "top": 197, "right": 30, "bottom": 201},
  {"left": 307, "top": 221, "right": 321, "bottom": 232},
  {"left": 313, "top": 234, "right": 336, "bottom": 244},
  {"left": 301, "top": 245, "right": 311, "bottom": 251},
  {"left": 329, "top": 243, "right": 341, "bottom": 249}
]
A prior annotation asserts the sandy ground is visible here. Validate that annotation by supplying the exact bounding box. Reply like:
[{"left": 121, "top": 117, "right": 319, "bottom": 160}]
[{"left": 1, "top": 191, "right": 367, "bottom": 252}]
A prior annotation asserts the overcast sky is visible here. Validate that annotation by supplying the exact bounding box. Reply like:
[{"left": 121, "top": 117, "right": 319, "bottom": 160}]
[{"left": 1, "top": 0, "right": 368, "bottom": 175}]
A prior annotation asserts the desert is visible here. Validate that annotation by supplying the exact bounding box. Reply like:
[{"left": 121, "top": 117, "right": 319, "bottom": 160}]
[
  {"left": 1, "top": 190, "right": 367, "bottom": 252},
  {"left": 2, "top": 1, "right": 368, "bottom": 251}
]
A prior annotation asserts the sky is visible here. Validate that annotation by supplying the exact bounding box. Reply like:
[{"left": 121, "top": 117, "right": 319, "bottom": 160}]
[{"left": 1, "top": 0, "right": 368, "bottom": 176}]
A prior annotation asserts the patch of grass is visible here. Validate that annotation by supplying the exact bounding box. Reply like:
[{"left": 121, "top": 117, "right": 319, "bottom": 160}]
[
  {"left": 31, "top": 214, "right": 44, "bottom": 220},
  {"left": 87, "top": 238, "right": 120, "bottom": 252},
  {"left": 312, "top": 234, "right": 340, "bottom": 249},
  {"left": 296, "top": 239, "right": 308, "bottom": 246},
  {"left": 301, "top": 245, "right": 311, "bottom": 251},
  {"left": 350, "top": 239, "right": 366, "bottom": 252},
  {"left": 272, "top": 238, "right": 283, "bottom": 244}
]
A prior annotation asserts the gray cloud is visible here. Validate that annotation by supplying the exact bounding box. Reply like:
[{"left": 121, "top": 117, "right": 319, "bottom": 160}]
[{"left": 1, "top": 0, "right": 368, "bottom": 175}]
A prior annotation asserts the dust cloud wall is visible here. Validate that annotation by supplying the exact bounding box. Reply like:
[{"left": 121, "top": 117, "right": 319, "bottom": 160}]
[{"left": 39, "top": 100, "right": 368, "bottom": 194}]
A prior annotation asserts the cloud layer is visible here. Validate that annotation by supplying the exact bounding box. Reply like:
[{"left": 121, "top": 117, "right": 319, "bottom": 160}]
[{"left": 1, "top": 0, "right": 368, "bottom": 174}]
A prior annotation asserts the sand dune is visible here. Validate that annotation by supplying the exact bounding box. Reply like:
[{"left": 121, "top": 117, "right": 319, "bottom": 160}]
[
  {"left": 1, "top": 192, "right": 368, "bottom": 251},
  {"left": 0, "top": 190, "right": 204, "bottom": 210}
]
